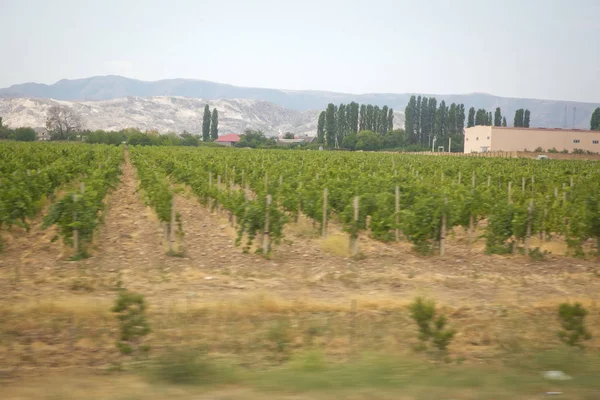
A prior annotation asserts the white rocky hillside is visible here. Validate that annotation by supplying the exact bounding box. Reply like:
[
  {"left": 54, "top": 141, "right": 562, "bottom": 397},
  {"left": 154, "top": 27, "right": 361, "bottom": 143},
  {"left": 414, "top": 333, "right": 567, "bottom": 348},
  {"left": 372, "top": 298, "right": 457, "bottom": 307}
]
[{"left": 0, "top": 96, "right": 405, "bottom": 137}]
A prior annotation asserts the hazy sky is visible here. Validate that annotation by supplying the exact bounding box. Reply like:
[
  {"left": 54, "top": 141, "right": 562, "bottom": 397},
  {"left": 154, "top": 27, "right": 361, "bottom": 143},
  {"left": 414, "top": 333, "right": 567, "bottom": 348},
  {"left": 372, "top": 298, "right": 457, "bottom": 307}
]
[{"left": 1, "top": 0, "right": 599, "bottom": 102}]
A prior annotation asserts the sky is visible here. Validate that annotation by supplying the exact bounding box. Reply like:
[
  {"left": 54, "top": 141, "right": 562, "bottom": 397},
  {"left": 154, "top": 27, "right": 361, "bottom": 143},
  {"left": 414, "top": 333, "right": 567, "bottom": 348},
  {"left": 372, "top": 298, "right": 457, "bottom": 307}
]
[{"left": 1, "top": 0, "right": 599, "bottom": 103}]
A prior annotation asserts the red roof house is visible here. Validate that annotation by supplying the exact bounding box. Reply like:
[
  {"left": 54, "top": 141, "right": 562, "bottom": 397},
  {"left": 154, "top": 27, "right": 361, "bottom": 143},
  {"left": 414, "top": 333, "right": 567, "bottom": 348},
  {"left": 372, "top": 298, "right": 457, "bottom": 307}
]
[{"left": 214, "top": 133, "right": 241, "bottom": 146}]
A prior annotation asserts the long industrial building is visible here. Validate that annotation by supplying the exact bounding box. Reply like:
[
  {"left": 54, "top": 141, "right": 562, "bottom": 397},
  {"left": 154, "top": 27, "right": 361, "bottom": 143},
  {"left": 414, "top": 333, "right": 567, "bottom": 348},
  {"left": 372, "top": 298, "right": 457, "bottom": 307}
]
[{"left": 464, "top": 126, "right": 600, "bottom": 153}]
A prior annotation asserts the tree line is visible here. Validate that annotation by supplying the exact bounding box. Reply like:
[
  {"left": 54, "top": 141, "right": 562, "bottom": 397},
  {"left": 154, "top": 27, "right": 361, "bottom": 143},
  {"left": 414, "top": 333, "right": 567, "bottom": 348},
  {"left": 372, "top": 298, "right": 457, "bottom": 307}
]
[
  {"left": 316, "top": 102, "right": 394, "bottom": 148},
  {"left": 404, "top": 96, "right": 466, "bottom": 150},
  {"left": 0, "top": 117, "right": 37, "bottom": 141},
  {"left": 465, "top": 107, "right": 529, "bottom": 128}
]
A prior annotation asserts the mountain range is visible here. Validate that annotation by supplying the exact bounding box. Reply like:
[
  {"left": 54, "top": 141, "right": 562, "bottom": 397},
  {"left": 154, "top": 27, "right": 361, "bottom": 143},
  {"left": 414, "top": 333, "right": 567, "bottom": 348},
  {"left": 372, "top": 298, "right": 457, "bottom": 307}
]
[{"left": 0, "top": 75, "right": 598, "bottom": 133}]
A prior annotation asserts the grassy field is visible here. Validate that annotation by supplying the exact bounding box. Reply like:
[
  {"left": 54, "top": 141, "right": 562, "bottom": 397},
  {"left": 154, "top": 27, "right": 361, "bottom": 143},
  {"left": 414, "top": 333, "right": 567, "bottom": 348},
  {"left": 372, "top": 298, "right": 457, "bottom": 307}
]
[{"left": 1, "top": 153, "right": 600, "bottom": 398}]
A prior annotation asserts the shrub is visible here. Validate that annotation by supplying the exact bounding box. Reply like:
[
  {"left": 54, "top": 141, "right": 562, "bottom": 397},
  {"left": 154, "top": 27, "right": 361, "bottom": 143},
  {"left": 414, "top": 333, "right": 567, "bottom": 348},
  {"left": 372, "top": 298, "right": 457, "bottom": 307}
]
[
  {"left": 558, "top": 302, "right": 591, "bottom": 348},
  {"left": 112, "top": 290, "right": 151, "bottom": 356},
  {"left": 534, "top": 146, "right": 544, "bottom": 153},
  {"left": 548, "top": 147, "right": 559, "bottom": 153},
  {"left": 409, "top": 297, "right": 455, "bottom": 352},
  {"left": 151, "top": 350, "right": 237, "bottom": 385}
]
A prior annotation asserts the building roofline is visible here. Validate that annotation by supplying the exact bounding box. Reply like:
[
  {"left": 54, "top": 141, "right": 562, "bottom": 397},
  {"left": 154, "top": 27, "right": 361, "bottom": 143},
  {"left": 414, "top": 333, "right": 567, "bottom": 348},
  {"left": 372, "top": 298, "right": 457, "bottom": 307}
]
[{"left": 489, "top": 126, "right": 598, "bottom": 133}]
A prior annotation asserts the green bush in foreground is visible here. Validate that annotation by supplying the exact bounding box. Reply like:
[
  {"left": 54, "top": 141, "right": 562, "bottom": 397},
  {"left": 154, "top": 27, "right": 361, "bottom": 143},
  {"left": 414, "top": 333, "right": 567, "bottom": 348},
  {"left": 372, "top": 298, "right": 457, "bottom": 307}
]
[
  {"left": 558, "top": 302, "right": 591, "bottom": 348},
  {"left": 409, "top": 297, "right": 455, "bottom": 352},
  {"left": 112, "top": 290, "right": 151, "bottom": 357}
]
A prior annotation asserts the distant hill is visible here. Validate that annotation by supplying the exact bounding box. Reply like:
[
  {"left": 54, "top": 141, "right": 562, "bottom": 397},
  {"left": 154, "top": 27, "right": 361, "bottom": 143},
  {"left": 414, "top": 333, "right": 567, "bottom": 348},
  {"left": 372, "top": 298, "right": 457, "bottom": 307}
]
[
  {"left": 0, "top": 96, "right": 404, "bottom": 136},
  {"left": 0, "top": 75, "right": 598, "bottom": 129}
]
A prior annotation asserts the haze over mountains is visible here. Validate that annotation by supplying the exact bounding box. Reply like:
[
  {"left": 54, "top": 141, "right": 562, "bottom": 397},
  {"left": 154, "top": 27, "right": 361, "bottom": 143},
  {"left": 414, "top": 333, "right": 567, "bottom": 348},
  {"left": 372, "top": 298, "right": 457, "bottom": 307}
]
[{"left": 0, "top": 75, "right": 597, "bottom": 133}]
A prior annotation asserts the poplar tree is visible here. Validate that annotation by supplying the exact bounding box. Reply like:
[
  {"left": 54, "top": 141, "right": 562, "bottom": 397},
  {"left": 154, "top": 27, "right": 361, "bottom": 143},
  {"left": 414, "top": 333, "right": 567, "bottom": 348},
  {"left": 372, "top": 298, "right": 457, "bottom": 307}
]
[
  {"left": 502, "top": 116, "right": 507, "bottom": 127},
  {"left": 415, "top": 96, "right": 422, "bottom": 139},
  {"left": 380, "top": 105, "right": 389, "bottom": 134},
  {"left": 366, "top": 104, "right": 375, "bottom": 132},
  {"left": 524, "top": 109, "right": 531, "bottom": 128},
  {"left": 467, "top": 107, "right": 475, "bottom": 128},
  {"left": 387, "top": 108, "right": 394, "bottom": 132},
  {"left": 325, "top": 103, "right": 336, "bottom": 147},
  {"left": 494, "top": 107, "right": 502, "bottom": 126},
  {"left": 210, "top": 109, "right": 219, "bottom": 140},
  {"left": 317, "top": 111, "right": 326, "bottom": 143},
  {"left": 202, "top": 104, "right": 211, "bottom": 142},
  {"left": 349, "top": 102, "right": 359, "bottom": 133},
  {"left": 359, "top": 104, "right": 367, "bottom": 131},
  {"left": 404, "top": 96, "right": 416, "bottom": 143}
]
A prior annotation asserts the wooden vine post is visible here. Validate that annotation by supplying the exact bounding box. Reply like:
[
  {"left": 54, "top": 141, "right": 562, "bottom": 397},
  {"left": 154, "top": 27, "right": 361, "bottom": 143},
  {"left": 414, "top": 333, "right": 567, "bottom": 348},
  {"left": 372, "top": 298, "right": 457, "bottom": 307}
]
[
  {"left": 72, "top": 193, "right": 79, "bottom": 254},
  {"left": 217, "top": 175, "right": 221, "bottom": 215},
  {"left": 524, "top": 199, "right": 534, "bottom": 256},
  {"left": 229, "top": 180, "right": 235, "bottom": 227},
  {"left": 395, "top": 185, "right": 400, "bottom": 242},
  {"left": 169, "top": 197, "right": 176, "bottom": 253},
  {"left": 469, "top": 174, "right": 475, "bottom": 246},
  {"left": 440, "top": 197, "right": 447, "bottom": 256},
  {"left": 487, "top": 175, "right": 491, "bottom": 187},
  {"left": 322, "top": 188, "right": 328, "bottom": 238},
  {"left": 263, "top": 194, "right": 272, "bottom": 255},
  {"left": 208, "top": 172, "right": 213, "bottom": 211},
  {"left": 350, "top": 196, "right": 359, "bottom": 256},
  {"left": 508, "top": 181, "right": 512, "bottom": 204},
  {"left": 297, "top": 182, "right": 302, "bottom": 222}
]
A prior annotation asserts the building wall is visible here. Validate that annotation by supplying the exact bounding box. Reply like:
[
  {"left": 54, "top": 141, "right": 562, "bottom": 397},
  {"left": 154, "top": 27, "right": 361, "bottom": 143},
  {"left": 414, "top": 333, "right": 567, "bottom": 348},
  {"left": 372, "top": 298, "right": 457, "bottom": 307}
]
[
  {"left": 464, "top": 126, "right": 492, "bottom": 153},
  {"left": 464, "top": 126, "right": 600, "bottom": 153}
]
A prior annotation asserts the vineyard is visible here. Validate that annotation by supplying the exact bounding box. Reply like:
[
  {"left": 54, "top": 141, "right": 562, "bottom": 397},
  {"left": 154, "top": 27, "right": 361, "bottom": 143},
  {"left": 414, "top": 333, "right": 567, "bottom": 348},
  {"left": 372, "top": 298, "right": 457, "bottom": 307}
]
[
  {"left": 0, "top": 142, "right": 123, "bottom": 254},
  {"left": 130, "top": 146, "right": 600, "bottom": 257},
  {"left": 2, "top": 142, "right": 600, "bottom": 398}
]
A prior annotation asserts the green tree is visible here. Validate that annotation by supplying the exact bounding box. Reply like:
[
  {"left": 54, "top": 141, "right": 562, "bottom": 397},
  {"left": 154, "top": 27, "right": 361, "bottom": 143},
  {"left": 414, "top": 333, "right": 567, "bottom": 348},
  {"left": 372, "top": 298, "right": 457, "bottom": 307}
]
[
  {"left": 380, "top": 105, "right": 389, "bottom": 134},
  {"left": 513, "top": 109, "right": 524, "bottom": 127},
  {"left": 202, "top": 104, "right": 211, "bottom": 142},
  {"left": 349, "top": 102, "right": 359, "bottom": 133},
  {"left": 373, "top": 106, "right": 381, "bottom": 133},
  {"left": 420, "top": 96, "right": 428, "bottom": 142},
  {"left": 524, "top": 109, "right": 531, "bottom": 128},
  {"left": 415, "top": 96, "right": 422, "bottom": 139},
  {"left": 494, "top": 107, "right": 502, "bottom": 126},
  {"left": 447, "top": 103, "right": 457, "bottom": 136},
  {"left": 404, "top": 96, "right": 417, "bottom": 144},
  {"left": 210, "top": 108, "right": 219, "bottom": 140},
  {"left": 341, "top": 131, "right": 357, "bottom": 150},
  {"left": 325, "top": 103, "right": 336, "bottom": 147},
  {"left": 359, "top": 104, "right": 367, "bottom": 131},
  {"left": 316, "top": 111, "right": 326, "bottom": 143},
  {"left": 457, "top": 104, "right": 466, "bottom": 134},
  {"left": 180, "top": 132, "right": 199, "bottom": 146},
  {"left": 487, "top": 111, "right": 493, "bottom": 126},
  {"left": 14, "top": 127, "right": 36, "bottom": 141},
  {"left": 366, "top": 104, "right": 375, "bottom": 132},
  {"left": 435, "top": 101, "right": 448, "bottom": 141},
  {"left": 467, "top": 107, "right": 475, "bottom": 128},
  {"left": 426, "top": 97, "right": 437, "bottom": 146},
  {"left": 355, "top": 130, "right": 382, "bottom": 151},
  {"left": 235, "top": 129, "right": 276, "bottom": 148},
  {"left": 336, "top": 103, "right": 347, "bottom": 147},
  {"left": 283, "top": 132, "right": 295, "bottom": 139},
  {"left": 502, "top": 116, "right": 507, "bottom": 127},
  {"left": 591, "top": 107, "right": 600, "bottom": 130},
  {"left": 475, "top": 108, "right": 487, "bottom": 126},
  {"left": 387, "top": 108, "right": 394, "bottom": 132}
]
